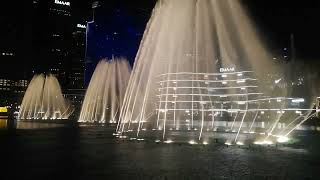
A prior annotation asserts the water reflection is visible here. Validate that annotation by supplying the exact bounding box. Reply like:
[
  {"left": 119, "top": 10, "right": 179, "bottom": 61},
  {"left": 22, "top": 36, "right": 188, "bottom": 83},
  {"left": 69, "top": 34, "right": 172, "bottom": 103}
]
[
  {"left": 0, "top": 119, "right": 7, "bottom": 129},
  {"left": 16, "top": 121, "right": 66, "bottom": 129},
  {"left": 0, "top": 119, "right": 67, "bottom": 130}
]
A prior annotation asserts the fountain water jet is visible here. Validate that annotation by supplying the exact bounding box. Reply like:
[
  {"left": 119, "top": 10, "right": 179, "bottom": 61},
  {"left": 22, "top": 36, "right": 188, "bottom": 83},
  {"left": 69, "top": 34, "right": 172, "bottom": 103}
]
[
  {"left": 79, "top": 58, "right": 131, "bottom": 124},
  {"left": 18, "top": 74, "right": 73, "bottom": 120},
  {"left": 117, "top": 0, "right": 316, "bottom": 144}
]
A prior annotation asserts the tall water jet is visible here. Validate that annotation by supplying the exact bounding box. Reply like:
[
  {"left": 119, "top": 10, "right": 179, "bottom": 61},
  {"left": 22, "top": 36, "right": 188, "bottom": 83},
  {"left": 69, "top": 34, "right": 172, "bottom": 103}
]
[
  {"left": 18, "top": 74, "right": 73, "bottom": 120},
  {"left": 118, "top": 0, "right": 315, "bottom": 144},
  {"left": 79, "top": 58, "right": 131, "bottom": 124}
]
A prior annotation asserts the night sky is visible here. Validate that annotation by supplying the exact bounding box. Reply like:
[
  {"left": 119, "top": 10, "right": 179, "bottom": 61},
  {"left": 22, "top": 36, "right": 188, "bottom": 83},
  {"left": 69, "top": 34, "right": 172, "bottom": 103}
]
[
  {"left": 1, "top": 0, "right": 320, "bottom": 79},
  {"left": 81, "top": 0, "right": 320, "bottom": 59},
  {"left": 243, "top": 0, "right": 320, "bottom": 60}
]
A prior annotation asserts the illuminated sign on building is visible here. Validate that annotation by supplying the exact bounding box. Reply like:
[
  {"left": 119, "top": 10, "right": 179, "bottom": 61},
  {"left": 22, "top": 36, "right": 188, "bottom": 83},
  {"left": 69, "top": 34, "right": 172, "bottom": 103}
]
[
  {"left": 0, "top": 107, "right": 8, "bottom": 113},
  {"left": 219, "top": 67, "right": 235, "bottom": 73},
  {"left": 54, "top": 0, "right": 70, "bottom": 6},
  {"left": 77, "top": 24, "right": 86, "bottom": 29}
]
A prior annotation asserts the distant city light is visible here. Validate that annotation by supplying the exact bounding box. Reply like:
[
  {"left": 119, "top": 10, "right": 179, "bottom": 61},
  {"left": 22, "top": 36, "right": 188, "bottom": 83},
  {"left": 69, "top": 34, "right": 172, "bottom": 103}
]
[{"left": 0, "top": 107, "right": 8, "bottom": 113}]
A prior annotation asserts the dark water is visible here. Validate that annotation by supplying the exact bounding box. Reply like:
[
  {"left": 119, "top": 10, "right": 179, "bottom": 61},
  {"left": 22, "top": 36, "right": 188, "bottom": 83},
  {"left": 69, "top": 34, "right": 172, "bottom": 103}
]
[{"left": 0, "top": 120, "right": 320, "bottom": 180}]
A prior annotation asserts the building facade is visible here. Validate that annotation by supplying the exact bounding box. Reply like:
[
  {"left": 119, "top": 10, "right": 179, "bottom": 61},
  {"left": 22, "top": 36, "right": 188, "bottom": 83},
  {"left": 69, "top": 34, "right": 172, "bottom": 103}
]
[
  {"left": 0, "top": 78, "right": 28, "bottom": 106},
  {"left": 32, "top": 0, "right": 72, "bottom": 86},
  {"left": 32, "top": 0, "right": 88, "bottom": 89}
]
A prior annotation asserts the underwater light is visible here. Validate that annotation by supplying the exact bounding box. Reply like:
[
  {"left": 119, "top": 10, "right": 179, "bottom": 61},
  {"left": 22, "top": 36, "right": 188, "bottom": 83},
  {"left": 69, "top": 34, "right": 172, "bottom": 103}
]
[
  {"left": 254, "top": 140, "right": 273, "bottom": 145},
  {"left": 236, "top": 141, "right": 244, "bottom": 145},
  {"left": 225, "top": 142, "right": 232, "bottom": 146},
  {"left": 188, "top": 140, "right": 198, "bottom": 145},
  {"left": 164, "top": 140, "right": 173, "bottom": 144},
  {"left": 276, "top": 136, "right": 289, "bottom": 143},
  {"left": 292, "top": 98, "right": 305, "bottom": 103}
]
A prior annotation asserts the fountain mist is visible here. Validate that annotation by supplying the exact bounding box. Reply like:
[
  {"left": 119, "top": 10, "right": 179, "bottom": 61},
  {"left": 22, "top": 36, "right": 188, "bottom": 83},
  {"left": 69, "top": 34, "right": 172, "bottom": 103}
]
[
  {"left": 79, "top": 58, "right": 131, "bottom": 124},
  {"left": 18, "top": 74, "right": 73, "bottom": 120},
  {"left": 117, "top": 0, "right": 316, "bottom": 144}
]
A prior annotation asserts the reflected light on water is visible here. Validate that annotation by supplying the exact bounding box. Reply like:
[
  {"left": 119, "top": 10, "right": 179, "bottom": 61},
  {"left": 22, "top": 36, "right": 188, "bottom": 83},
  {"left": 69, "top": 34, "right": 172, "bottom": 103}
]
[
  {"left": 16, "top": 121, "right": 66, "bottom": 129},
  {"left": 0, "top": 119, "right": 7, "bottom": 129}
]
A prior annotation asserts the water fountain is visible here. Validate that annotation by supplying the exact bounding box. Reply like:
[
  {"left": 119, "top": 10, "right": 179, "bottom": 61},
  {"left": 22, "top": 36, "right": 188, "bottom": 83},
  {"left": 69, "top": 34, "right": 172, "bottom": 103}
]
[
  {"left": 116, "top": 0, "right": 318, "bottom": 145},
  {"left": 79, "top": 58, "right": 131, "bottom": 124},
  {"left": 18, "top": 74, "right": 73, "bottom": 120}
]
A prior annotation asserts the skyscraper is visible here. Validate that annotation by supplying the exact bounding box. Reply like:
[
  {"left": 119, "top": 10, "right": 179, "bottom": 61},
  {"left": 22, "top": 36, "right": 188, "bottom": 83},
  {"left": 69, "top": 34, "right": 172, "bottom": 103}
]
[
  {"left": 69, "top": 23, "right": 86, "bottom": 89},
  {"left": 32, "top": 0, "right": 73, "bottom": 86},
  {"left": 84, "top": 1, "right": 156, "bottom": 85}
]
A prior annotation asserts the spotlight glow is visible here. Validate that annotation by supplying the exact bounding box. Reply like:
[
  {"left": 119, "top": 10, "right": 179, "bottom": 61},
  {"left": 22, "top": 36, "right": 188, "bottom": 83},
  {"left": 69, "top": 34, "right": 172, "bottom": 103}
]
[
  {"left": 202, "top": 141, "right": 209, "bottom": 145},
  {"left": 225, "top": 142, "right": 232, "bottom": 146},
  {"left": 164, "top": 139, "right": 173, "bottom": 144},
  {"left": 254, "top": 140, "right": 273, "bottom": 145},
  {"left": 236, "top": 141, "right": 244, "bottom": 146},
  {"left": 188, "top": 140, "right": 198, "bottom": 145},
  {"left": 292, "top": 98, "right": 305, "bottom": 103},
  {"left": 276, "top": 136, "right": 289, "bottom": 143}
]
